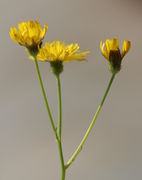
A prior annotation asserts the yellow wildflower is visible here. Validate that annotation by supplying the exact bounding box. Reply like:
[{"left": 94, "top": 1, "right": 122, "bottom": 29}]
[
  {"left": 36, "top": 41, "right": 89, "bottom": 75},
  {"left": 37, "top": 41, "right": 89, "bottom": 62},
  {"left": 10, "top": 20, "right": 48, "bottom": 55},
  {"left": 100, "top": 38, "right": 131, "bottom": 73}
]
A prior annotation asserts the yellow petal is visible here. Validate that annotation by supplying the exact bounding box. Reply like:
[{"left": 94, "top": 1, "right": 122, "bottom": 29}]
[
  {"left": 100, "top": 41, "right": 109, "bottom": 60},
  {"left": 105, "top": 39, "right": 111, "bottom": 52},
  {"left": 64, "top": 51, "right": 89, "bottom": 62},
  {"left": 9, "top": 27, "right": 18, "bottom": 42},
  {"left": 121, "top": 40, "right": 131, "bottom": 58},
  {"left": 41, "top": 24, "right": 48, "bottom": 39},
  {"left": 110, "top": 38, "right": 119, "bottom": 50}
]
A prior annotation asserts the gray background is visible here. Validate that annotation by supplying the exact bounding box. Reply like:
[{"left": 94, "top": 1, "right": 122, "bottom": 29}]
[{"left": 0, "top": 0, "right": 142, "bottom": 179}]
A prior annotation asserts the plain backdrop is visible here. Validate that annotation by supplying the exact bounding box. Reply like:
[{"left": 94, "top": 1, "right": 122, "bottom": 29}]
[{"left": 0, "top": 0, "right": 142, "bottom": 179}]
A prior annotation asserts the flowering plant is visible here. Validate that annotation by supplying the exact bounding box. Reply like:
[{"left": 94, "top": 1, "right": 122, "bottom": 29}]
[{"left": 10, "top": 20, "right": 131, "bottom": 180}]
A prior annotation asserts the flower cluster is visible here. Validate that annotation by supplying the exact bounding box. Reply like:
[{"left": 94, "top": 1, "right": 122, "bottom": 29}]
[
  {"left": 10, "top": 20, "right": 131, "bottom": 74},
  {"left": 9, "top": 20, "right": 132, "bottom": 180}
]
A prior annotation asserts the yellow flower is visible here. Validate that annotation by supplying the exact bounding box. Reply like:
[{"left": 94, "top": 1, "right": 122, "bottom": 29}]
[
  {"left": 10, "top": 20, "right": 48, "bottom": 50},
  {"left": 100, "top": 38, "right": 131, "bottom": 73},
  {"left": 37, "top": 41, "right": 89, "bottom": 62},
  {"left": 35, "top": 41, "right": 89, "bottom": 75}
]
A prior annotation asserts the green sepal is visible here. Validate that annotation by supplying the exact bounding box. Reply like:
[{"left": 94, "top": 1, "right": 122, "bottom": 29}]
[
  {"left": 26, "top": 45, "right": 39, "bottom": 57},
  {"left": 50, "top": 61, "right": 64, "bottom": 76},
  {"left": 108, "top": 50, "right": 122, "bottom": 74}
]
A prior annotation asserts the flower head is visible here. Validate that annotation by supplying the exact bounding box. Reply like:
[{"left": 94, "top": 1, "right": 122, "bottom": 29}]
[
  {"left": 36, "top": 41, "right": 89, "bottom": 75},
  {"left": 37, "top": 41, "right": 89, "bottom": 62},
  {"left": 10, "top": 20, "right": 48, "bottom": 55},
  {"left": 100, "top": 38, "right": 131, "bottom": 73}
]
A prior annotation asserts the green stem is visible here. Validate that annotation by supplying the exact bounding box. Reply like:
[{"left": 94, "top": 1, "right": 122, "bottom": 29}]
[
  {"left": 34, "top": 58, "right": 65, "bottom": 179},
  {"left": 56, "top": 74, "right": 66, "bottom": 180},
  {"left": 66, "top": 73, "right": 116, "bottom": 168},
  {"left": 58, "top": 139, "right": 66, "bottom": 180},
  {"left": 34, "top": 58, "right": 58, "bottom": 140},
  {"left": 56, "top": 75, "right": 62, "bottom": 139}
]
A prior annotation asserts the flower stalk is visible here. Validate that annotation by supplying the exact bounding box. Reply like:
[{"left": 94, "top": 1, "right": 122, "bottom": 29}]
[
  {"left": 66, "top": 73, "right": 116, "bottom": 168},
  {"left": 34, "top": 57, "right": 58, "bottom": 139},
  {"left": 56, "top": 74, "right": 62, "bottom": 139},
  {"left": 56, "top": 74, "right": 66, "bottom": 180},
  {"left": 34, "top": 57, "right": 66, "bottom": 179},
  {"left": 57, "top": 137, "right": 66, "bottom": 180}
]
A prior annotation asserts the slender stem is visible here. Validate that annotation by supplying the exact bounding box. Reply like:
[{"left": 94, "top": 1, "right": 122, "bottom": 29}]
[
  {"left": 66, "top": 73, "right": 116, "bottom": 168},
  {"left": 34, "top": 58, "right": 58, "bottom": 140},
  {"left": 58, "top": 140, "right": 66, "bottom": 180},
  {"left": 56, "top": 74, "right": 66, "bottom": 180},
  {"left": 34, "top": 58, "right": 65, "bottom": 179},
  {"left": 56, "top": 75, "right": 62, "bottom": 139}
]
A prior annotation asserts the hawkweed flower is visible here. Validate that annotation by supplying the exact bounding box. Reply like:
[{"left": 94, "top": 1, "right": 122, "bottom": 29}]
[
  {"left": 100, "top": 38, "right": 131, "bottom": 73},
  {"left": 10, "top": 20, "right": 48, "bottom": 56},
  {"left": 36, "top": 41, "right": 89, "bottom": 75}
]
